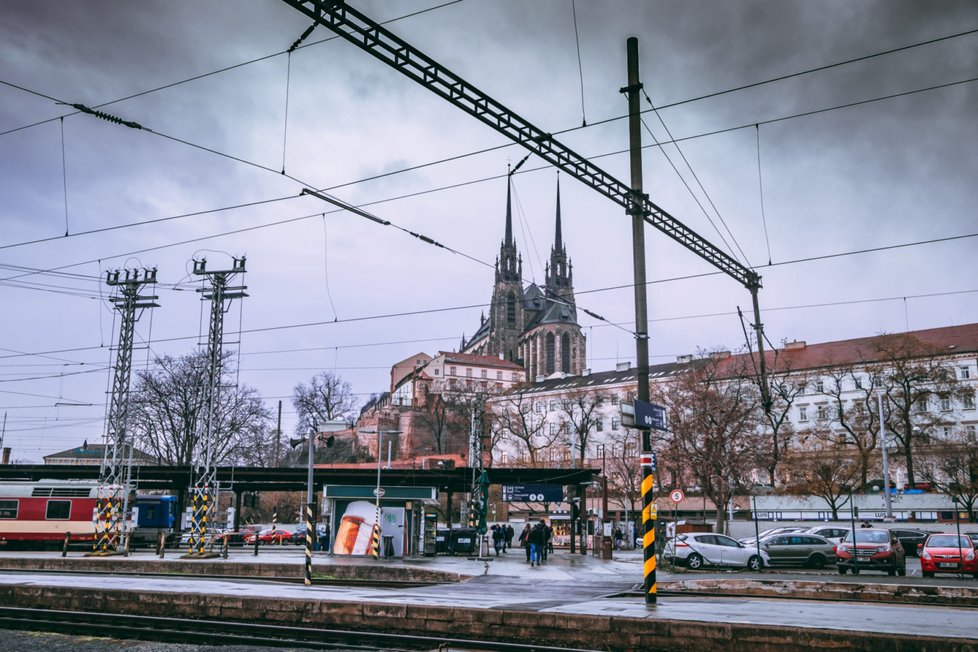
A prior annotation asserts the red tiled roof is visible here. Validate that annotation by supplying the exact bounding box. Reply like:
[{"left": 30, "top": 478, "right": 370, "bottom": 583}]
[
  {"left": 717, "top": 322, "right": 978, "bottom": 376},
  {"left": 436, "top": 351, "right": 525, "bottom": 370}
]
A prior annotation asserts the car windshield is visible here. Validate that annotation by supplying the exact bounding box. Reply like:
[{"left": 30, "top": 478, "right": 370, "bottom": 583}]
[
  {"left": 927, "top": 535, "right": 971, "bottom": 548},
  {"left": 846, "top": 530, "right": 888, "bottom": 544}
]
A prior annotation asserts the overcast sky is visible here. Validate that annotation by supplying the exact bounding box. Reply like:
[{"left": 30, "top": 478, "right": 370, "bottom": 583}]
[{"left": 1, "top": 0, "right": 976, "bottom": 462}]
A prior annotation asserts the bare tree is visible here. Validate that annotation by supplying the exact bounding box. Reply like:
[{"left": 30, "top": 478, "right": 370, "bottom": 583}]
[
  {"left": 489, "top": 390, "right": 558, "bottom": 466},
  {"left": 653, "top": 355, "right": 765, "bottom": 534},
  {"left": 555, "top": 389, "right": 607, "bottom": 467},
  {"left": 604, "top": 427, "right": 642, "bottom": 520},
  {"left": 413, "top": 388, "right": 469, "bottom": 456},
  {"left": 760, "top": 364, "right": 807, "bottom": 487},
  {"left": 919, "top": 438, "right": 978, "bottom": 523},
  {"left": 820, "top": 364, "right": 881, "bottom": 489},
  {"left": 291, "top": 371, "right": 357, "bottom": 435},
  {"left": 786, "top": 443, "right": 861, "bottom": 520},
  {"left": 864, "top": 333, "right": 968, "bottom": 488},
  {"left": 129, "top": 351, "right": 272, "bottom": 467}
]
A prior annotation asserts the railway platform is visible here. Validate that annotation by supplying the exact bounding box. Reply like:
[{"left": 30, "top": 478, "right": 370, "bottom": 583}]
[{"left": 0, "top": 547, "right": 976, "bottom": 650}]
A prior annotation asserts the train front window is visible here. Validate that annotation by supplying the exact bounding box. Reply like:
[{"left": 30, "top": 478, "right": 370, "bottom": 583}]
[
  {"left": 0, "top": 500, "right": 17, "bottom": 519},
  {"left": 46, "top": 500, "right": 71, "bottom": 520}
]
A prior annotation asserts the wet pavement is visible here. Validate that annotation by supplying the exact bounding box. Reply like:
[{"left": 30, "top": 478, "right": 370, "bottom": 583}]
[{"left": 0, "top": 547, "right": 977, "bottom": 642}]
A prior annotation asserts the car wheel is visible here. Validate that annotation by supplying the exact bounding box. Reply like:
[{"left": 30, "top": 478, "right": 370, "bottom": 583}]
[
  {"left": 851, "top": 567, "right": 860, "bottom": 575},
  {"left": 747, "top": 555, "right": 763, "bottom": 572},
  {"left": 808, "top": 554, "right": 826, "bottom": 569},
  {"left": 686, "top": 553, "right": 704, "bottom": 570},
  {"left": 897, "top": 566, "right": 906, "bottom": 577},
  {"left": 922, "top": 571, "right": 934, "bottom": 578},
  {"left": 838, "top": 566, "right": 847, "bottom": 575},
  {"left": 887, "top": 569, "right": 896, "bottom": 576}
]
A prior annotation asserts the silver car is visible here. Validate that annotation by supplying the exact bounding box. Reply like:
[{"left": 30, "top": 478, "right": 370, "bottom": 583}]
[
  {"left": 664, "top": 532, "right": 770, "bottom": 571},
  {"left": 803, "top": 525, "right": 849, "bottom": 544},
  {"left": 758, "top": 533, "right": 837, "bottom": 568}
]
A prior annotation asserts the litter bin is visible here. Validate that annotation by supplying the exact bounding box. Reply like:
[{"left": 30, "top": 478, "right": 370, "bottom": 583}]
[
  {"left": 450, "top": 528, "right": 477, "bottom": 555},
  {"left": 435, "top": 529, "right": 450, "bottom": 555},
  {"left": 600, "top": 535, "right": 613, "bottom": 560},
  {"left": 382, "top": 535, "right": 395, "bottom": 559}
]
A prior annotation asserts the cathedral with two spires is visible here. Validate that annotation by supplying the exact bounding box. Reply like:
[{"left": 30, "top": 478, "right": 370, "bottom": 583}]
[{"left": 460, "top": 177, "right": 586, "bottom": 381}]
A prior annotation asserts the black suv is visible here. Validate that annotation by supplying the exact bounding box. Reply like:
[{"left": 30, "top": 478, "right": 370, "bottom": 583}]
[{"left": 888, "top": 528, "right": 929, "bottom": 557}]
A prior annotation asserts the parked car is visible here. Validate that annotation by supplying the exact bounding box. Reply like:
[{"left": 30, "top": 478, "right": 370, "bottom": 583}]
[
  {"left": 739, "top": 526, "right": 808, "bottom": 546},
  {"left": 214, "top": 530, "right": 250, "bottom": 547},
  {"left": 836, "top": 528, "right": 906, "bottom": 576},
  {"left": 663, "top": 532, "right": 770, "bottom": 571},
  {"left": 244, "top": 528, "right": 292, "bottom": 545},
  {"left": 803, "top": 526, "right": 849, "bottom": 545},
  {"left": 919, "top": 534, "right": 978, "bottom": 578},
  {"left": 966, "top": 532, "right": 978, "bottom": 547},
  {"left": 760, "top": 533, "right": 837, "bottom": 568},
  {"left": 887, "top": 528, "right": 930, "bottom": 557}
]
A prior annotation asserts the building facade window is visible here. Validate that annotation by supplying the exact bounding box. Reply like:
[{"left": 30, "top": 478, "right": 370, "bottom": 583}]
[
  {"left": 854, "top": 376, "right": 863, "bottom": 389},
  {"left": 466, "top": 368, "right": 473, "bottom": 378},
  {"left": 496, "top": 370, "right": 502, "bottom": 380},
  {"left": 611, "top": 418, "right": 620, "bottom": 430},
  {"left": 481, "top": 369, "right": 487, "bottom": 379},
  {"left": 506, "top": 292, "right": 517, "bottom": 327},
  {"left": 534, "top": 402, "right": 542, "bottom": 414},
  {"left": 960, "top": 366, "right": 972, "bottom": 380},
  {"left": 940, "top": 396, "right": 951, "bottom": 411},
  {"left": 549, "top": 423, "right": 557, "bottom": 435},
  {"left": 545, "top": 332, "right": 556, "bottom": 375},
  {"left": 449, "top": 366, "right": 456, "bottom": 376},
  {"left": 816, "top": 404, "right": 828, "bottom": 420},
  {"left": 966, "top": 424, "right": 977, "bottom": 441},
  {"left": 596, "top": 419, "right": 603, "bottom": 432},
  {"left": 561, "top": 332, "right": 571, "bottom": 373},
  {"left": 964, "top": 392, "right": 976, "bottom": 410},
  {"left": 815, "top": 380, "right": 824, "bottom": 393},
  {"left": 798, "top": 405, "right": 808, "bottom": 422}
]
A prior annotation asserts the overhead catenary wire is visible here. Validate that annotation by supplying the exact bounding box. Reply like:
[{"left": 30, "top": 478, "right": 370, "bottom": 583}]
[{"left": 755, "top": 125, "right": 772, "bottom": 265}]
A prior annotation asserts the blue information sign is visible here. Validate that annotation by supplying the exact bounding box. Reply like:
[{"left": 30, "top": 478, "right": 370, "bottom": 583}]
[
  {"left": 501, "top": 483, "right": 564, "bottom": 503},
  {"left": 634, "top": 399, "right": 668, "bottom": 431}
]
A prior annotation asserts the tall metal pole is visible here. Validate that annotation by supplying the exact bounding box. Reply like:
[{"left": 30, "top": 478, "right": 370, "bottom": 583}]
[
  {"left": 305, "top": 427, "right": 316, "bottom": 586},
  {"left": 623, "top": 36, "right": 656, "bottom": 606},
  {"left": 878, "top": 391, "right": 893, "bottom": 520},
  {"left": 371, "top": 430, "right": 384, "bottom": 559},
  {"left": 92, "top": 268, "right": 159, "bottom": 556}
]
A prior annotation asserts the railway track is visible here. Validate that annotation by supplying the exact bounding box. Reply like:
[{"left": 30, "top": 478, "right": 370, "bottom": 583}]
[{"left": 0, "top": 606, "right": 599, "bottom": 652}]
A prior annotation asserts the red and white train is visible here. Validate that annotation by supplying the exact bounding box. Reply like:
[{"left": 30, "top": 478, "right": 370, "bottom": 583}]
[{"left": 0, "top": 479, "right": 101, "bottom": 545}]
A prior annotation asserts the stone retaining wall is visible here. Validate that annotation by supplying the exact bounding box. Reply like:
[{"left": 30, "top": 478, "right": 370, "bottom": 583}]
[{"left": 0, "top": 584, "right": 974, "bottom": 652}]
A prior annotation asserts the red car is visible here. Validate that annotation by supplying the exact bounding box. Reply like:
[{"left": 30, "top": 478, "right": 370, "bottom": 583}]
[
  {"left": 919, "top": 534, "right": 978, "bottom": 578},
  {"left": 244, "top": 528, "right": 292, "bottom": 545}
]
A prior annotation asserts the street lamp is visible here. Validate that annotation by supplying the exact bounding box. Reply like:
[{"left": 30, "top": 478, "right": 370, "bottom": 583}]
[
  {"left": 359, "top": 428, "right": 402, "bottom": 559},
  {"left": 290, "top": 425, "right": 319, "bottom": 585},
  {"left": 878, "top": 391, "right": 893, "bottom": 521}
]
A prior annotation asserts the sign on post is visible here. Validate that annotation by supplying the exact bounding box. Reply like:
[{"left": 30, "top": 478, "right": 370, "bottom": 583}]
[
  {"left": 501, "top": 484, "right": 564, "bottom": 503},
  {"left": 634, "top": 399, "right": 668, "bottom": 431}
]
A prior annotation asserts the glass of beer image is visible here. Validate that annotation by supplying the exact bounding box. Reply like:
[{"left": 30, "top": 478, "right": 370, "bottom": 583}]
[{"left": 333, "top": 501, "right": 376, "bottom": 555}]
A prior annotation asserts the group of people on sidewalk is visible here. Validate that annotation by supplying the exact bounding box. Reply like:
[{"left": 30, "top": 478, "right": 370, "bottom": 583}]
[
  {"left": 519, "top": 520, "right": 553, "bottom": 566},
  {"left": 490, "top": 523, "right": 515, "bottom": 556}
]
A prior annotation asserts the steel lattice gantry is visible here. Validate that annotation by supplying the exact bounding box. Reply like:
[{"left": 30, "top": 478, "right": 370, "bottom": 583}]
[
  {"left": 186, "top": 257, "right": 247, "bottom": 557},
  {"left": 92, "top": 268, "right": 159, "bottom": 554}
]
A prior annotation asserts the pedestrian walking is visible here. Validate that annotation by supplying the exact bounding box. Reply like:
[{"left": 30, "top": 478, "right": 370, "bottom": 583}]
[
  {"left": 519, "top": 524, "right": 531, "bottom": 562},
  {"left": 528, "top": 521, "right": 546, "bottom": 566},
  {"left": 542, "top": 520, "right": 552, "bottom": 562},
  {"left": 491, "top": 524, "right": 504, "bottom": 556},
  {"left": 504, "top": 524, "right": 514, "bottom": 553}
]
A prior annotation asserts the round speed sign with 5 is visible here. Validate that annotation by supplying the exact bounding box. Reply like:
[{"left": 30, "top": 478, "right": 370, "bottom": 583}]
[{"left": 669, "top": 489, "right": 685, "bottom": 503}]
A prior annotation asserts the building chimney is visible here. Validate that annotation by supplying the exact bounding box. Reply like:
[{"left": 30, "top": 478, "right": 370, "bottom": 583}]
[
  {"left": 535, "top": 375, "right": 546, "bottom": 383},
  {"left": 499, "top": 352, "right": 504, "bottom": 360},
  {"left": 676, "top": 354, "right": 693, "bottom": 364},
  {"left": 784, "top": 340, "right": 807, "bottom": 351},
  {"left": 1, "top": 448, "right": 10, "bottom": 465},
  {"left": 616, "top": 361, "right": 632, "bottom": 372},
  {"left": 582, "top": 368, "right": 591, "bottom": 376}
]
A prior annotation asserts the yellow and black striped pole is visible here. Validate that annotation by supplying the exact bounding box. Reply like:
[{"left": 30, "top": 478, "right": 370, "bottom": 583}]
[
  {"left": 641, "top": 451, "right": 657, "bottom": 605},
  {"left": 370, "top": 504, "right": 382, "bottom": 559},
  {"left": 304, "top": 503, "right": 314, "bottom": 585}
]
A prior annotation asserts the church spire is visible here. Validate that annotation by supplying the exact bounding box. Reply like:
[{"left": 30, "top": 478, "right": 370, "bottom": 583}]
[
  {"left": 504, "top": 165, "right": 514, "bottom": 247},
  {"left": 554, "top": 174, "right": 562, "bottom": 252}
]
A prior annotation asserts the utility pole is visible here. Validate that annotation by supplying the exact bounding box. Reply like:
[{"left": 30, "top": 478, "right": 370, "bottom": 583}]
[
  {"left": 623, "top": 37, "right": 657, "bottom": 606},
  {"left": 185, "top": 257, "right": 247, "bottom": 558},
  {"left": 878, "top": 391, "right": 893, "bottom": 520},
  {"left": 91, "top": 268, "right": 159, "bottom": 555},
  {"left": 275, "top": 400, "right": 283, "bottom": 467}
]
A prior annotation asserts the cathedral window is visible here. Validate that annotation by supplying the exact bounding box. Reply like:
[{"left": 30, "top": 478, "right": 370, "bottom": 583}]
[
  {"left": 506, "top": 292, "right": 517, "bottom": 327},
  {"left": 561, "top": 333, "right": 571, "bottom": 373},
  {"left": 546, "top": 333, "right": 556, "bottom": 375}
]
